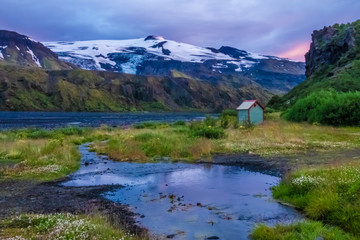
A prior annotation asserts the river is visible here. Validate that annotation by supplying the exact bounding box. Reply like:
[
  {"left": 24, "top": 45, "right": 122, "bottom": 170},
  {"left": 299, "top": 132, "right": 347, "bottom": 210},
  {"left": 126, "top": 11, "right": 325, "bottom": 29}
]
[
  {"left": 0, "top": 112, "right": 209, "bottom": 129},
  {"left": 63, "top": 144, "right": 301, "bottom": 240}
]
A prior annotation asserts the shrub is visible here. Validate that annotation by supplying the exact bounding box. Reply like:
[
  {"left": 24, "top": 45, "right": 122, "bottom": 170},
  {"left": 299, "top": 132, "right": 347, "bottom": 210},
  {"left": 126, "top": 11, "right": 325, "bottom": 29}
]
[
  {"left": 283, "top": 90, "right": 360, "bottom": 126},
  {"left": 203, "top": 115, "right": 217, "bottom": 127},
  {"left": 220, "top": 109, "right": 237, "bottom": 118},
  {"left": 133, "top": 121, "right": 169, "bottom": 129},
  {"left": 189, "top": 124, "right": 225, "bottom": 139},
  {"left": 172, "top": 120, "right": 186, "bottom": 126}
]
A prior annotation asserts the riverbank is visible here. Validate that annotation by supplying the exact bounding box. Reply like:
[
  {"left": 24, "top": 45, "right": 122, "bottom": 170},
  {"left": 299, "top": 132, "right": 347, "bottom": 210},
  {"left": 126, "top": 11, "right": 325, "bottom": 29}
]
[
  {"left": 2, "top": 115, "right": 360, "bottom": 239},
  {"left": 0, "top": 180, "right": 149, "bottom": 239}
]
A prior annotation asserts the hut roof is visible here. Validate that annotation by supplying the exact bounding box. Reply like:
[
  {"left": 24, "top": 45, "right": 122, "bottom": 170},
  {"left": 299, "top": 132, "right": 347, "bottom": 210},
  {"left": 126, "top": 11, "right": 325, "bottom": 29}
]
[{"left": 236, "top": 100, "right": 264, "bottom": 110}]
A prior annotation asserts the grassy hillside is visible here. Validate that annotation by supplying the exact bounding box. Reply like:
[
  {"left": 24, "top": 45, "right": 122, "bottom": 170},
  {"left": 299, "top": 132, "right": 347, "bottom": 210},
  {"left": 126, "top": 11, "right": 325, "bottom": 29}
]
[
  {"left": 269, "top": 20, "right": 360, "bottom": 110},
  {"left": 0, "top": 65, "right": 272, "bottom": 112}
]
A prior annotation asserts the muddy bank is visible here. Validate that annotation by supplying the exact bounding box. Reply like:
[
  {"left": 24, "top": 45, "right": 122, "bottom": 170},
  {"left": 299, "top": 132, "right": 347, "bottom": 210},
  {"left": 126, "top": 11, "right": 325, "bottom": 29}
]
[
  {"left": 198, "top": 153, "right": 291, "bottom": 177},
  {"left": 200, "top": 148, "right": 360, "bottom": 177},
  {"left": 0, "top": 179, "right": 150, "bottom": 239}
]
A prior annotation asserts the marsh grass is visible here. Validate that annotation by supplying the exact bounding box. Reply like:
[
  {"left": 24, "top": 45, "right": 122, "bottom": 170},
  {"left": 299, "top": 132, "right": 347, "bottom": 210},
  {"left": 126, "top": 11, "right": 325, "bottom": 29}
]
[
  {"left": 92, "top": 115, "right": 360, "bottom": 163},
  {"left": 272, "top": 164, "right": 360, "bottom": 235},
  {"left": 0, "top": 213, "right": 138, "bottom": 240},
  {"left": 2, "top": 116, "right": 360, "bottom": 181},
  {"left": 217, "top": 118, "right": 360, "bottom": 156},
  {"left": 251, "top": 220, "right": 356, "bottom": 240},
  {"left": 0, "top": 127, "right": 94, "bottom": 181},
  {"left": 93, "top": 127, "right": 214, "bottom": 162}
]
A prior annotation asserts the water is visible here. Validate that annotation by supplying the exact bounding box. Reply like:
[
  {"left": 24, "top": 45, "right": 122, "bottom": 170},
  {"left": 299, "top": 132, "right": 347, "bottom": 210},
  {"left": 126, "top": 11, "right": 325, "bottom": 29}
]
[
  {"left": 63, "top": 144, "right": 301, "bottom": 240},
  {"left": 0, "top": 112, "right": 209, "bottom": 129}
]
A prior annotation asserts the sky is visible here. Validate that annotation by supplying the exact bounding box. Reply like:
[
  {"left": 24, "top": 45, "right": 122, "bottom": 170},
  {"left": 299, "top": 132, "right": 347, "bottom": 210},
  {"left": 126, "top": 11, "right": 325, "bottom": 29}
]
[{"left": 0, "top": 0, "right": 359, "bottom": 61}]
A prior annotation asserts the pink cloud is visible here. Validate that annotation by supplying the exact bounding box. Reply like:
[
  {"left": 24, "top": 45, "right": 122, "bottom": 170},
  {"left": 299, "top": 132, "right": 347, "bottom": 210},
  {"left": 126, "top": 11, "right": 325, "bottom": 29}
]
[{"left": 278, "top": 42, "right": 311, "bottom": 62}]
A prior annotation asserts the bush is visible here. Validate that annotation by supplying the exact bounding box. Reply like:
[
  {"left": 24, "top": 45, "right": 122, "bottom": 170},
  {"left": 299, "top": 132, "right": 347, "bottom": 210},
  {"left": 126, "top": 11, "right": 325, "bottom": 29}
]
[
  {"left": 283, "top": 90, "right": 360, "bottom": 126},
  {"left": 203, "top": 115, "right": 217, "bottom": 127},
  {"left": 133, "top": 121, "right": 169, "bottom": 129},
  {"left": 172, "top": 120, "right": 186, "bottom": 126},
  {"left": 189, "top": 122, "right": 225, "bottom": 139},
  {"left": 220, "top": 109, "right": 237, "bottom": 118}
]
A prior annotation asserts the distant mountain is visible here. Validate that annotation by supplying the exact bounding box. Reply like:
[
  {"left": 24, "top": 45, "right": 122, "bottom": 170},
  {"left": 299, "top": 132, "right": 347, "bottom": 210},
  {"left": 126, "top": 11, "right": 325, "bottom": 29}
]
[
  {"left": 45, "top": 36, "right": 305, "bottom": 94},
  {"left": 268, "top": 19, "right": 360, "bottom": 109},
  {"left": 0, "top": 30, "right": 75, "bottom": 70},
  {"left": 0, "top": 65, "right": 272, "bottom": 112},
  {"left": 0, "top": 30, "right": 304, "bottom": 112}
]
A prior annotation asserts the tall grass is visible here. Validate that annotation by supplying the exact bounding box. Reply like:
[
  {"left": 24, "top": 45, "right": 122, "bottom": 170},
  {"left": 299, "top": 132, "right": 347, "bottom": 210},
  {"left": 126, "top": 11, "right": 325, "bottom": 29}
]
[{"left": 272, "top": 164, "right": 360, "bottom": 235}]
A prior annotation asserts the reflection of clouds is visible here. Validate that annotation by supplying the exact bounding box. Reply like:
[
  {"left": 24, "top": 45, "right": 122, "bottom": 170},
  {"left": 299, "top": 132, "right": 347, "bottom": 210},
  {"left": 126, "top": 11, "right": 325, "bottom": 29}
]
[
  {"left": 63, "top": 173, "right": 155, "bottom": 186},
  {"left": 167, "top": 168, "right": 208, "bottom": 184}
]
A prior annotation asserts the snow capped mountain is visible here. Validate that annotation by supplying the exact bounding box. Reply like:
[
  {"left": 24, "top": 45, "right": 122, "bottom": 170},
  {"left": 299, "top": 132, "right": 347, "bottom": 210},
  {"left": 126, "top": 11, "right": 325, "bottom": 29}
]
[
  {"left": 44, "top": 35, "right": 305, "bottom": 93},
  {"left": 44, "top": 35, "right": 280, "bottom": 74},
  {"left": 0, "top": 30, "right": 74, "bottom": 70}
]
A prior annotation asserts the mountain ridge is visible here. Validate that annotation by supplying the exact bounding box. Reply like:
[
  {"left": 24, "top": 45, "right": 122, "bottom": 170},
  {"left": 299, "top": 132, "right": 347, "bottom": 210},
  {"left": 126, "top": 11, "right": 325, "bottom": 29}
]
[
  {"left": 0, "top": 30, "right": 305, "bottom": 112},
  {"left": 44, "top": 36, "right": 305, "bottom": 94},
  {"left": 0, "top": 30, "right": 75, "bottom": 70}
]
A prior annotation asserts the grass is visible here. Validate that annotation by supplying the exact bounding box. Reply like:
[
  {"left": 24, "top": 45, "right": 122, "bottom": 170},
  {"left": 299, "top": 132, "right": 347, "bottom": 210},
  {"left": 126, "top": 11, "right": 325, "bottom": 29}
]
[
  {"left": 3, "top": 115, "right": 360, "bottom": 237},
  {"left": 271, "top": 164, "right": 360, "bottom": 235},
  {"left": 91, "top": 114, "right": 360, "bottom": 165},
  {"left": 2, "top": 115, "right": 360, "bottom": 181},
  {"left": 0, "top": 213, "right": 138, "bottom": 240},
  {"left": 0, "top": 127, "right": 96, "bottom": 181},
  {"left": 250, "top": 220, "right": 356, "bottom": 240}
]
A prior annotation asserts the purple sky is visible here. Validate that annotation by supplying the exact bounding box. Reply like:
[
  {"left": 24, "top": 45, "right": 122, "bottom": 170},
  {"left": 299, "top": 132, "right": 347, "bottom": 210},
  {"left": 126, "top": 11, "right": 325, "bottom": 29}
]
[{"left": 0, "top": 0, "right": 359, "bottom": 61}]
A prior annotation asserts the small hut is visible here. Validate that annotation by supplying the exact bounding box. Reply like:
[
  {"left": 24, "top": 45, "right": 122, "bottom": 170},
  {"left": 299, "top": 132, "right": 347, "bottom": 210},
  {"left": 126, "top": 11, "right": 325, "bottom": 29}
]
[{"left": 236, "top": 100, "right": 264, "bottom": 125}]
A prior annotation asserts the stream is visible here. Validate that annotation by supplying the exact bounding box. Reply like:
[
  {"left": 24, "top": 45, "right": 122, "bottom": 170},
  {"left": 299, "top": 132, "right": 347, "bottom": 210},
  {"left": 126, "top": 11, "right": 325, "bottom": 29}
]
[{"left": 63, "top": 144, "right": 302, "bottom": 240}]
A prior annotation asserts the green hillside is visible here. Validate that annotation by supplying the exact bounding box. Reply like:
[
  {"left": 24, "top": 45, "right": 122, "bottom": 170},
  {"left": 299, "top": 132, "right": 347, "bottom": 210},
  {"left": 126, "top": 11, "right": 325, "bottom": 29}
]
[{"left": 269, "top": 20, "right": 360, "bottom": 110}]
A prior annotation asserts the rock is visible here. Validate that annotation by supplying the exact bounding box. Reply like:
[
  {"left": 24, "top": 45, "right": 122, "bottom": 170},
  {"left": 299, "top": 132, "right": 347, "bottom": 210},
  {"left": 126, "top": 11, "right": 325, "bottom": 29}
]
[
  {"left": 207, "top": 236, "right": 220, "bottom": 239},
  {"left": 305, "top": 24, "right": 357, "bottom": 77},
  {"left": 166, "top": 234, "right": 176, "bottom": 238}
]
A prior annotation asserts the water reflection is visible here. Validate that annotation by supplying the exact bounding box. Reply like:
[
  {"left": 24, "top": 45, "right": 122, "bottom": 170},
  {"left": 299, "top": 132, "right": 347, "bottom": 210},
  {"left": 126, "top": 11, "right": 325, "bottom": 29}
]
[{"left": 63, "top": 144, "right": 301, "bottom": 240}]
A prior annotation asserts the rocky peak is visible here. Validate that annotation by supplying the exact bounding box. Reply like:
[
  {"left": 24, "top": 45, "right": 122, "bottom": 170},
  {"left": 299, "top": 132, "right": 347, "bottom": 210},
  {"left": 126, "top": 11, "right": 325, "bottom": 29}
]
[
  {"left": 0, "top": 30, "right": 74, "bottom": 70},
  {"left": 144, "top": 35, "right": 165, "bottom": 41},
  {"left": 218, "top": 46, "right": 248, "bottom": 58},
  {"left": 305, "top": 22, "right": 358, "bottom": 77}
]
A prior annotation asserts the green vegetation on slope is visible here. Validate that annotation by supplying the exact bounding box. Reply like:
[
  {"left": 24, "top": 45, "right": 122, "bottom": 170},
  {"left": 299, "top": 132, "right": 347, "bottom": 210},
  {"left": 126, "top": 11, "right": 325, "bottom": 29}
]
[
  {"left": 268, "top": 20, "right": 360, "bottom": 112},
  {"left": 282, "top": 90, "right": 360, "bottom": 126},
  {"left": 0, "top": 64, "right": 272, "bottom": 112}
]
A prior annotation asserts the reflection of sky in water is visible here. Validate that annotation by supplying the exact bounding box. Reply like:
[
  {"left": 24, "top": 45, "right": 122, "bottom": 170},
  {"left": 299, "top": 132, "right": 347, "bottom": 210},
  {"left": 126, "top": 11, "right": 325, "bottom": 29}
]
[{"left": 64, "top": 144, "right": 302, "bottom": 239}]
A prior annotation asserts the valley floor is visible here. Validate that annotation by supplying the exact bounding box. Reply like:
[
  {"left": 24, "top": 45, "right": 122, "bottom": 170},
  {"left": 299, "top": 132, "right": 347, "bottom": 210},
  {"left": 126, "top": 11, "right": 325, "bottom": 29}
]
[{"left": 1, "top": 115, "right": 360, "bottom": 239}]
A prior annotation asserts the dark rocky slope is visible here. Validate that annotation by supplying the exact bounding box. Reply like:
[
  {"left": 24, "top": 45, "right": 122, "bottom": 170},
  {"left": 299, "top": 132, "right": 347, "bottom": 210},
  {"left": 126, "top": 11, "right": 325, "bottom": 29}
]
[
  {"left": 0, "top": 30, "right": 75, "bottom": 70},
  {"left": 269, "top": 19, "right": 360, "bottom": 109},
  {"left": 0, "top": 30, "right": 278, "bottom": 112},
  {"left": 45, "top": 37, "right": 305, "bottom": 94},
  {"left": 0, "top": 65, "right": 272, "bottom": 112}
]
